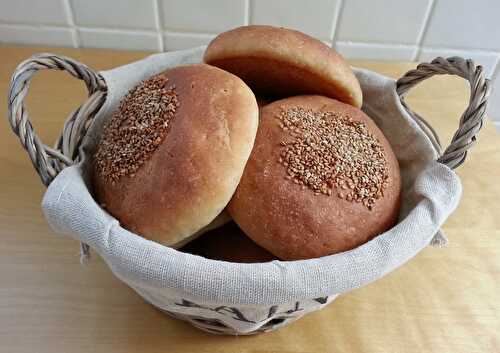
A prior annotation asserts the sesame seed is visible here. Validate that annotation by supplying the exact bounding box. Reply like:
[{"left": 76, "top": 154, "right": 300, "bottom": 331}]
[
  {"left": 276, "top": 107, "right": 389, "bottom": 210},
  {"left": 94, "top": 74, "right": 179, "bottom": 183}
]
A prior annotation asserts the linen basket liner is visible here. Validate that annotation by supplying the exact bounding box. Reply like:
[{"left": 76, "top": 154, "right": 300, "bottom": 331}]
[
  {"left": 41, "top": 46, "right": 461, "bottom": 306},
  {"left": 8, "top": 44, "right": 489, "bottom": 334}
]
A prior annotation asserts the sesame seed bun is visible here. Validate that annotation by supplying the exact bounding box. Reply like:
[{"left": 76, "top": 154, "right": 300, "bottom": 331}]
[
  {"left": 204, "top": 25, "right": 363, "bottom": 108},
  {"left": 228, "top": 95, "right": 401, "bottom": 260},
  {"left": 93, "top": 64, "right": 259, "bottom": 247}
]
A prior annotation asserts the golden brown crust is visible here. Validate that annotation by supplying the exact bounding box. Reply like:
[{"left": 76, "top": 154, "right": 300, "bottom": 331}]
[
  {"left": 228, "top": 96, "right": 401, "bottom": 260},
  {"left": 93, "top": 64, "right": 259, "bottom": 247},
  {"left": 204, "top": 25, "right": 362, "bottom": 108}
]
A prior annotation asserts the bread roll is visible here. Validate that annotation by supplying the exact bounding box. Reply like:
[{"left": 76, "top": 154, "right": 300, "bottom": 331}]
[
  {"left": 204, "top": 25, "right": 362, "bottom": 108},
  {"left": 228, "top": 95, "right": 401, "bottom": 260},
  {"left": 93, "top": 64, "right": 259, "bottom": 247}
]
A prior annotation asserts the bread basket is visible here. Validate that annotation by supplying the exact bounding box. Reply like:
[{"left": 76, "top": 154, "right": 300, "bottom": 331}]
[{"left": 6, "top": 47, "right": 490, "bottom": 335}]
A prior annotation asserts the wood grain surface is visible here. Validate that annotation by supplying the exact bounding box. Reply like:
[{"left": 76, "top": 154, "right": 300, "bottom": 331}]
[{"left": 1, "top": 45, "right": 499, "bottom": 353}]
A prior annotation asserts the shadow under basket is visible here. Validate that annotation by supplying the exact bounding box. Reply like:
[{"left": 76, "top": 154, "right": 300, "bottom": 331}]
[{"left": 6, "top": 47, "right": 490, "bottom": 335}]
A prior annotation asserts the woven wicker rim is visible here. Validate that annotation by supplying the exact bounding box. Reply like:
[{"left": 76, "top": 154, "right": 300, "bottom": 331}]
[
  {"left": 7, "top": 54, "right": 490, "bottom": 186},
  {"left": 396, "top": 56, "right": 490, "bottom": 169},
  {"left": 7, "top": 53, "right": 107, "bottom": 186},
  {"left": 6, "top": 53, "right": 490, "bottom": 259}
]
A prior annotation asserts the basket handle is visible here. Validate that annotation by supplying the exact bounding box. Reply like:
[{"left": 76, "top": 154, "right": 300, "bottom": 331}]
[
  {"left": 396, "top": 56, "right": 491, "bottom": 169},
  {"left": 7, "top": 53, "right": 107, "bottom": 263},
  {"left": 7, "top": 53, "right": 107, "bottom": 186}
]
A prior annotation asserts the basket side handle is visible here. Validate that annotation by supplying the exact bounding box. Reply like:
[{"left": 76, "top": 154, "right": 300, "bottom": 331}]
[
  {"left": 7, "top": 53, "right": 107, "bottom": 186},
  {"left": 396, "top": 56, "right": 491, "bottom": 169}
]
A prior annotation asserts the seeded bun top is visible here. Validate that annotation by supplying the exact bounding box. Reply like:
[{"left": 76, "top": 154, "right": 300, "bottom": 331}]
[
  {"left": 228, "top": 95, "right": 401, "bottom": 260},
  {"left": 204, "top": 25, "right": 363, "bottom": 108},
  {"left": 93, "top": 64, "right": 259, "bottom": 247}
]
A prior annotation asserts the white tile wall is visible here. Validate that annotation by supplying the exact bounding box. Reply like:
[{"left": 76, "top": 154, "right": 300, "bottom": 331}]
[
  {"left": 0, "top": 0, "right": 69, "bottom": 26},
  {"left": 71, "top": 0, "right": 157, "bottom": 30},
  {"left": 163, "top": 32, "right": 215, "bottom": 51},
  {"left": 0, "top": 24, "right": 74, "bottom": 47},
  {"left": 251, "top": 0, "right": 339, "bottom": 40},
  {"left": 336, "top": 0, "right": 432, "bottom": 44},
  {"left": 78, "top": 28, "right": 160, "bottom": 51},
  {"left": 160, "top": 0, "right": 247, "bottom": 33},
  {"left": 422, "top": 0, "right": 500, "bottom": 51},
  {"left": 0, "top": 0, "right": 499, "bottom": 128}
]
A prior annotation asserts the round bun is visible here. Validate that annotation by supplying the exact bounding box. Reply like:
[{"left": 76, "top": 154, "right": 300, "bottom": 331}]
[
  {"left": 228, "top": 95, "right": 401, "bottom": 260},
  {"left": 93, "top": 64, "right": 259, "bottom": 247},
  {"left": 204, "top": 25, "right": 362, "bottom": 108},
  {"left": 181, "top": 222, "right": 276, "bottom": 263}
]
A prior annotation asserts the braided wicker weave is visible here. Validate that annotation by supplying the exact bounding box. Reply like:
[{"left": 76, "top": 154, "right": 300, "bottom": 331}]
[
  {"left": 7, "top": 54, "right": 107, "bottom": 259},
  {"left": 7, "top": 54, "right": 490, "bottom": 187},
  {"left": 396, "top": 57, "right": 490, "bottom": 169},
  {"left": 7, "top": 53, "right": 107, "bottom": 186},
  {"left": 6, "top": 53, "right": 491, "bottom": 334}
]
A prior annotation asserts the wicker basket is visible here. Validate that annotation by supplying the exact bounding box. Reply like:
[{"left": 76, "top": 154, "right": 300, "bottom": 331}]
[{"left": 6, "top": 51, "right": 490, "bottom": 335}]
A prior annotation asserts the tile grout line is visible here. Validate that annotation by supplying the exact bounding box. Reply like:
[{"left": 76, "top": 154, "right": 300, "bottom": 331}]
[
  {"left": 72, "top": 26, "right": 158, "bottom": 35},
  {"left": 63, "top": 0, "right": 79, "bottom": 48},
  {"left": 2, "top": 21, "right": 493, "bottom": 53},
  {"left": 330, "top": 0, "right": 344, "bottom": 46},
  {"left": 413, "top": 0, "right": 436, "bottom": 61},
  {"left": 155, "top": 23, "right": 221, "bottom": 35},
  {"left": 163, "top": 29, "right": 216, "bottom": 37},
  {"left": 1, "top": 20, "right": 499, "bottom": 59},
  {"left": 153, "top": 0, "right": 165, "bottom": 52},
  {"left": 0, "top": 22, "right": 73, "bottom": 29},
  {"left": 245, "top": 0, "right": 251, "bottom": 25}
]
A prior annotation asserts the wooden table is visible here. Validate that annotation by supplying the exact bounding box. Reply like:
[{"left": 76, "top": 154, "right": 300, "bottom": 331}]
[{"left": 1, "top": 45, "right": 499, "bottom": 353}]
